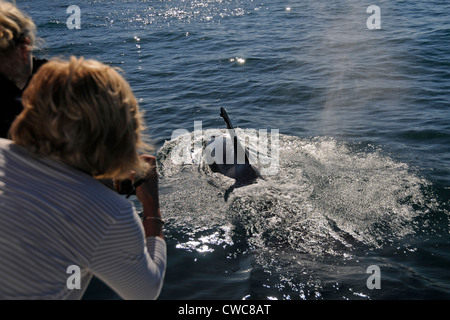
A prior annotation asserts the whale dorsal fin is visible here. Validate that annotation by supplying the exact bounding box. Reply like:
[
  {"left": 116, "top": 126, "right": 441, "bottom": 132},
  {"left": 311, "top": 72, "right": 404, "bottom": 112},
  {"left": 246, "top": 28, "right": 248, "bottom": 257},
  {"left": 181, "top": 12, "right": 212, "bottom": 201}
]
[{"left": 219, "top": 107, "right": 262, "bottom": 183}]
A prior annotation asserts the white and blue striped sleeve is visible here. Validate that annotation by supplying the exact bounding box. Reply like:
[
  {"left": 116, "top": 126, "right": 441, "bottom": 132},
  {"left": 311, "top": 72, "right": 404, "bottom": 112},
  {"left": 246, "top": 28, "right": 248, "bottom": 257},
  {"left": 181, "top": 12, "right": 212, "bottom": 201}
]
[{"left": 89, "top": 205, "right": 167, "bottom": 300}]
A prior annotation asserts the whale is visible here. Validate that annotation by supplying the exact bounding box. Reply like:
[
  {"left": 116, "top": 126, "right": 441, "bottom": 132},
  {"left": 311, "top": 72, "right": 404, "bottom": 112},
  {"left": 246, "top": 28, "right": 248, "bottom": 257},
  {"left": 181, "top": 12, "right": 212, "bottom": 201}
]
[{"left": 204, "top": 108, "right": 262, "bottom": 195}]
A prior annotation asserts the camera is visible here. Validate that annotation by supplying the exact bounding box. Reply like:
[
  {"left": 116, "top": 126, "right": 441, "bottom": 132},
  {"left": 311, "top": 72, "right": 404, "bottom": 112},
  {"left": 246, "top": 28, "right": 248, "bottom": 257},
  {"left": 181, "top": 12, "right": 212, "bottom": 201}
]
[
  {"left": 114, "top": 177, "right": 146, "bottom": 197},
  {"left": 114, "top": 179, "right": 135, "bottom": 195}
]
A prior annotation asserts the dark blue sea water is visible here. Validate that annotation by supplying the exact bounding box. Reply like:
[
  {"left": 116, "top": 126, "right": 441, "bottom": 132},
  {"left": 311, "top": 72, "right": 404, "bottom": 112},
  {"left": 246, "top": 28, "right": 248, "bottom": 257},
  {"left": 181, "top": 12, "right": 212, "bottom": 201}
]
[{"left": 18, "top": 0, "right": 449, "bottom": 300}]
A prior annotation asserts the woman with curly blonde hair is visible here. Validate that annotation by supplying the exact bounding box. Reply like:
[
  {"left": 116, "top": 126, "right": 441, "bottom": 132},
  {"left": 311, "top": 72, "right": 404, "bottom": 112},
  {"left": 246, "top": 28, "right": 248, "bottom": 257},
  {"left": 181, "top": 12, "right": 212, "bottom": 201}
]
[
  {"left": 0, "top": 56, "right": 166, "bottom": 300},
  {"left": 0, "top": 0, "right": 47, "bottom": 138}
]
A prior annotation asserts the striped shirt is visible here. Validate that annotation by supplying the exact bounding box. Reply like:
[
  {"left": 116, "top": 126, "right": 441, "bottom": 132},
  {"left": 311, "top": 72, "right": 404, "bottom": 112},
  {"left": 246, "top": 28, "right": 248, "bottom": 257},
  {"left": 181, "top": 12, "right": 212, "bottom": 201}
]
[{"left": 0, "top": 138, "right": 166, "bottom": 299}]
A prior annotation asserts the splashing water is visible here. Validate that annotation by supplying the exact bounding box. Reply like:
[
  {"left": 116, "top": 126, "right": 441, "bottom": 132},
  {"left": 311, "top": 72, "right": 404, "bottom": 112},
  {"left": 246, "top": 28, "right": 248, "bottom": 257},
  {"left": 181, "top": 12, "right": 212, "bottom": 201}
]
[{"left": 157, "top": 130, "right": 433, "bottom": 257}]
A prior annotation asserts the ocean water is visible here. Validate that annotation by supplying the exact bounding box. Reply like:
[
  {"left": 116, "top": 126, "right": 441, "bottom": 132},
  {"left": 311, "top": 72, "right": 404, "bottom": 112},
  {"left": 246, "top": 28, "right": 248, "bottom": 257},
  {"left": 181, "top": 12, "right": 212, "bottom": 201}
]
[{"left": 18, "top": 0, "right": 449, "bottom": 300}]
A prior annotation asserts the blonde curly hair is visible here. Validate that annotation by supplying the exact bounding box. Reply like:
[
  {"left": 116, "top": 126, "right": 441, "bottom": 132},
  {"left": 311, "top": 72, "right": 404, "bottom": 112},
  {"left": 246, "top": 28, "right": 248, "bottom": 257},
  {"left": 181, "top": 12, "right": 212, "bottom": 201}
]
[
  {"left": 0, "top": 1, "right": 36, "bottom": 55},
  {"left": 10, "top": 56, "right": 153, "bottom": 179}
]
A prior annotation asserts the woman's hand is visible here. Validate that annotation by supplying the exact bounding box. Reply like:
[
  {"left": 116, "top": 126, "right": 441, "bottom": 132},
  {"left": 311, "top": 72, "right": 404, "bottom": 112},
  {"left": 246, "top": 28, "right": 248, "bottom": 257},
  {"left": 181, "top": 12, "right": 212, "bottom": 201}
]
[
  {"left": 135, "top": 155, "right": 159, "bottom": 213},
  {"left": 134, "top": 155, "right": 163, "bottom": 239}
]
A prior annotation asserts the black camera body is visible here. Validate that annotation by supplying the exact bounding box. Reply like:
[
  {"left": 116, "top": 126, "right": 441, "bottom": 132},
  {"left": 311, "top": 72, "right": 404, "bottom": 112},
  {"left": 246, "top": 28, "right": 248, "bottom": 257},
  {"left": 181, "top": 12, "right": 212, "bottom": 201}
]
[
  {"left": 99, "top": 178, "right": 145, "bottom": 197},
  {"left": 115, "top": 179, "right": 135, "bottom": 195},
  {"left": 115, "top": 177, "right": 146, "bottom": 197}
]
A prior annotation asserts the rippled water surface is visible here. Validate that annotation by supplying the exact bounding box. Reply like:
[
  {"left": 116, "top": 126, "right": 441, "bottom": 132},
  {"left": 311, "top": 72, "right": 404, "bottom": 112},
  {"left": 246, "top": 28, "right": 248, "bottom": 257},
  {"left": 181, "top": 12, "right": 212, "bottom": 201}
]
[{"left": 19, "top": 0, "right": 450, "bottom": 299}]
